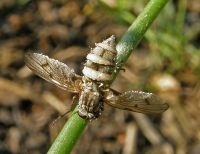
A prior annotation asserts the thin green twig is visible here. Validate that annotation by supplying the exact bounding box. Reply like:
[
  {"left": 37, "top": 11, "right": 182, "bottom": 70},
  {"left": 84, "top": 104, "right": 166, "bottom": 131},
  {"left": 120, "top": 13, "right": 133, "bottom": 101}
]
[{"left": 47, "top": 0, "right": 169, "bottom": 153}]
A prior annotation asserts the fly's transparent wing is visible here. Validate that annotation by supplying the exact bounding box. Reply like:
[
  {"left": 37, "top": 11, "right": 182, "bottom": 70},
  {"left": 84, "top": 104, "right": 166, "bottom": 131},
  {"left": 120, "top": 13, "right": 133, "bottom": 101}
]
[
  {"left": 24, "top": 52, "right": 82, "bottom": 92},
  {"left": 105, "top": 90, "right": 169, "bottom": 114}
]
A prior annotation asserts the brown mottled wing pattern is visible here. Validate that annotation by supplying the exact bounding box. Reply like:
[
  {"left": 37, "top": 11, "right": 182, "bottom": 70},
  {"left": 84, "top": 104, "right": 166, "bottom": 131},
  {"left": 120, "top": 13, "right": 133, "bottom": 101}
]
[
  {"left": 105, "top": 90, "right": 169, "bottom": 114},
  {"left": 24, "top": 52, "right": 82, "bottom": 93}
]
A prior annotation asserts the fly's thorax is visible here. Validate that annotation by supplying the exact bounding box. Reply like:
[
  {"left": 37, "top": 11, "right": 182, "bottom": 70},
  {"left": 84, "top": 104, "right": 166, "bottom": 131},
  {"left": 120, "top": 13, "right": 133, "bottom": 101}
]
[
  {"left": 82, "top": 35, "right": 117, "bottom": 82},
  {"left": 78, "top": 78, "right": 103, "bottom": 119}
]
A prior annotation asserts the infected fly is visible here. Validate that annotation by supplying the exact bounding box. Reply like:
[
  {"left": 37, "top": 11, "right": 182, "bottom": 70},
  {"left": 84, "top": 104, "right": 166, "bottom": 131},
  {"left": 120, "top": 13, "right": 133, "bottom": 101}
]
[{"left": 24, "top": 36, "right": 169, "bottom": 120}]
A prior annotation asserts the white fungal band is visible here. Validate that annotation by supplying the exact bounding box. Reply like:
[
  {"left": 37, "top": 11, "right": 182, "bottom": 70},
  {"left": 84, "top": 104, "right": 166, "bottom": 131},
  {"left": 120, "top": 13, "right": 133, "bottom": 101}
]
[
  {"left": 83, "top": 35, "right": 116, "bottom": 81},
  {"left": 86, "top": 53, "right": 113, "bottom": 65},
  {"left": 82, "top": 67, "right": 112, "bottom": 81},
  {"left": 96, "top": 42, "right": 116, "bottom": 53}
]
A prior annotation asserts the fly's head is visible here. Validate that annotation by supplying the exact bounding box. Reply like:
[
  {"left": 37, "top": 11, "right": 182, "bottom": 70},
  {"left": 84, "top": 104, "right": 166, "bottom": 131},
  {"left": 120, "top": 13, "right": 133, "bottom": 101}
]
[{"left": 78, "top": 77, "right": 103, "bottom": 120}]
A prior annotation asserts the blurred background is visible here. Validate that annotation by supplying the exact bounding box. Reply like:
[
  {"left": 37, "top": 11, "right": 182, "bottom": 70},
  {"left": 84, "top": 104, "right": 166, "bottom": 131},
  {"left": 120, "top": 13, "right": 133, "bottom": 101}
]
[{"left": 0, "top": 0, "right": 199, "bottom": 154}]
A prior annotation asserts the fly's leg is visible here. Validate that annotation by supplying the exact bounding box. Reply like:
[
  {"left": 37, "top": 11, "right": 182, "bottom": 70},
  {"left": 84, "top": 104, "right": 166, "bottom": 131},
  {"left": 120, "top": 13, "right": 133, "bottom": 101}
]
[
  {"left": 71, "top": 95, "right": 79, "bottom": 111},
  {"left": 115, "top": 60, "right": 125, "bottom": 73},
  {"left": 50, "top": 95, "right": 79, "bottom": 126}
]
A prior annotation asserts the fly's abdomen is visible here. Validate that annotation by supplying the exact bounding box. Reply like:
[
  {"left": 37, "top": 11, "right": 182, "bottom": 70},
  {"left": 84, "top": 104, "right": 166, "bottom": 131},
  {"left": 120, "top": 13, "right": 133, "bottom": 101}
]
[{"left": 82, "top": 35, "right": 117, "bottom": 81}]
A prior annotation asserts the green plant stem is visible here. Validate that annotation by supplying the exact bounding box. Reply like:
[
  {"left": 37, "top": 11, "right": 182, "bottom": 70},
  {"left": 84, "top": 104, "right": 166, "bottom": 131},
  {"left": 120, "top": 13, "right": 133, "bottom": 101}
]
[
  {"left": 47, "top": 0, "right": 169, "bottom": 153},
  {"left": 47, "top": 112, "right": 87, "bottom": 154},
  {"left": 112, "top": 0, "right": 169, "bottom": 82}
]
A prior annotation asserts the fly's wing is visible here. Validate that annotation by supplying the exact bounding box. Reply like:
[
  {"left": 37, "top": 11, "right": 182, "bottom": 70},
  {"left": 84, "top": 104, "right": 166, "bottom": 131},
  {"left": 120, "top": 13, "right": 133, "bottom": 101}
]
[
  {"left": 105, "top": 90, "right": 169, "bottom": 114},
  {"left": 24, "top": 52, "right": 82, "bottom": 93}
]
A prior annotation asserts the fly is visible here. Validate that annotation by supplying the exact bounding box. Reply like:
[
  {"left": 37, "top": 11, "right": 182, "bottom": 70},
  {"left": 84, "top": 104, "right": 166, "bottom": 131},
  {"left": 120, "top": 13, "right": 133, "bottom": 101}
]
[{"left": 24, "top": 36, "right": 169, "bottom": 120}]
